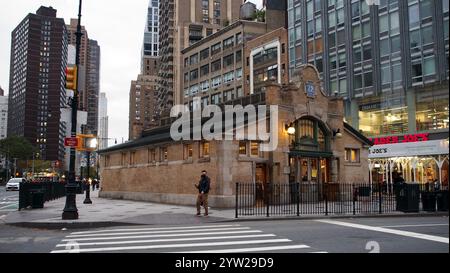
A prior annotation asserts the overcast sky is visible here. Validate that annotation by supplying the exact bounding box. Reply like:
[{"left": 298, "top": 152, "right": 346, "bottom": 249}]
[{"left": 0, "top": 0, "right": 262, "bottom": 146}]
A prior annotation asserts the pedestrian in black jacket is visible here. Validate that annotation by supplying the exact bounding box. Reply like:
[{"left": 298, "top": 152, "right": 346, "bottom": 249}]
[{"left": 195, "top": 170, "right": 211, "bottom": 216}]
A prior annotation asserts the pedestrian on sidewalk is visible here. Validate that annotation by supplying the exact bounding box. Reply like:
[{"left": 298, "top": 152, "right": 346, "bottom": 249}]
[{"left": 195, "top": 170, "right": 211, "bottom": 216}]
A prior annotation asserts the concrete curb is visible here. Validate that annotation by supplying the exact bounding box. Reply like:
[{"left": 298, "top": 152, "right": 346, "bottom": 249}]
[
  {"left": 225, "top": 212, "right": 449, "bottom": 222},
  {"left": 4, "top": 212, "right": 448, "bottom": 230},
  {"left": 6, "top": 221, "right": 146, "bottom": 230}
]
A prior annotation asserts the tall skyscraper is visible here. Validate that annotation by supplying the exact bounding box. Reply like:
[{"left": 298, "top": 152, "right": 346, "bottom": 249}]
[
  {"left": 287, "top": 0, "right": 449, "bottom": 140},
  {"left": 98, "top": 92, "right": 109, "bottom": 149},
  {"left": 142, "top": 0, "right": 160, "bottom": 68},
  {"left": 0, "top": 89, "right": 7, "bottom": 169},
  {"left": 66, "top": 18, "right": 89, "bottom": 111},
  {"left": 129, "top": 74, "right": 159, "bottom": 140},
  {"left": 7, "top": 6, "right": 68, "bottom": 162},
  {"left": 86, "top": 39, "right": 101, "bottom": 135},
  {"left": 66, "top": 19, "right": 101, "bottom": 135},
  {"left": 128, "top": 0, "right": 160, "bottom": 139},
  {"left": 157, "top": 0, "right": 243, "bottom": 120},
  {"left": 0, "top": 90, "right": 8, "bottom": 140}
]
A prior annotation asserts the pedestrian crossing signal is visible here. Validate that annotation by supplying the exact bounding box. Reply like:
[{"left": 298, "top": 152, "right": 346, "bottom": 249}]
[{"left": 65, "top": 66, "right": 78, "bottom": 90}]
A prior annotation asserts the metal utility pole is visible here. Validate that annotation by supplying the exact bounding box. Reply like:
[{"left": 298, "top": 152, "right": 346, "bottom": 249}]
[
  {"left": 83, "top": 150, "right": 92, "bottom": 204},
  {"left": 62, "top": 0, "right": 83, "bottom": 220},
  {"left": 13, "top": 158, "right": 17, "bottom": 178}
]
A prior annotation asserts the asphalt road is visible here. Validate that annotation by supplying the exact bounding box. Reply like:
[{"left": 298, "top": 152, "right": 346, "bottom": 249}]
[
  {"left": 0, "top": 186, "right": 19, "bottom": 217},
  {"left": 0, "top": 215, "right": 447, "bottom": 253}
]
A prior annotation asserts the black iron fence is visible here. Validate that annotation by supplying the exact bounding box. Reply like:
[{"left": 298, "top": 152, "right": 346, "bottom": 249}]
[
  {"left": 19, "top": 182, "right": 67, "bottom": 210},
  {"left": 235, "top": 182, "right": 449, "bottom": 218}
]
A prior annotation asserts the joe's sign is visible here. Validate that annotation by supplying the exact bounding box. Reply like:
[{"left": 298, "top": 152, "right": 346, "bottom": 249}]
[{"left": 369, "top": 133, "right": 429, "bottom": 145}]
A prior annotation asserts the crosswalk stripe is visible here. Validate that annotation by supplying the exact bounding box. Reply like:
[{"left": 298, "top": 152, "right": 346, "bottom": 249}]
[
  {"left": 0, "top": 204, "right": 16, "bottom": 210},
  {"left": 317, "top": 220, "right": 449, "bottom": 244},
  {"left": 70, "top": 224, "right": 240, "bottom": 235},
  {"left": 51, "top": 239, "right": 292, "bottom": 253},
  {"left": 170, "top": 244, "right": 311, "bottom": 253},
  {"left": 66, "top": 227, "right": 251, "bottom": 238},
  {"left": 56, "top": 234, "right": 276, "bottom": 248},
  {"left": 62, "top": 230, "right": 263, "bottom": 242}
]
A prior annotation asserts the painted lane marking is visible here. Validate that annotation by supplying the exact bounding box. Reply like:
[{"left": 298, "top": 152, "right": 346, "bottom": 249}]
[
  {"left": 171, "top": 244, "right": 311, "bottom": 253},
  {"left": 70, "top": 224, "right": 241, "bottom": 235},
  {"left": 380, "top": 224, "right": 449, "bottom": 228},
  {"left": 66, "top": 227, "right": 251, "bottom": 238},
  {"left": 0, "top": 204, "right": 17, "bottom": 210},
  {"left": 317, "top": 220, "right": 449, "bottom": 244},
  {"left": 56, "top": 234, "right": 276, "bottom": 247},
  {"left": 62, "top": 230, "right": 263, "bottom": 242},
  {"left": 51, "top": 239, "right": 292, "bottom": 253}
]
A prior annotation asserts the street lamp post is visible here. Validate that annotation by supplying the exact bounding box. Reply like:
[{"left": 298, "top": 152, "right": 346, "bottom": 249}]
[
  {"left": 83, "top": 137, "right": 97, "bottom": 204},
  {"left": 83, "top": 150, "right": 92, "bottom": 204},
  {"left": 62, "top": 0, "right": 83, "bottom": 220}
]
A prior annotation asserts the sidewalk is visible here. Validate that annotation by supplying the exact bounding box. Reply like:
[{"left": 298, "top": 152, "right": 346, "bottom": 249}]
[{"left": 3, "top": 190, "right": 448, "bottom": 229}]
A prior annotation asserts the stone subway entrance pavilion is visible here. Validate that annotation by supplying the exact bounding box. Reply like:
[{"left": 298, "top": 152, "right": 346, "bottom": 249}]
[{"left": 98, "top": 65, "right": 372, "bottom": 208}]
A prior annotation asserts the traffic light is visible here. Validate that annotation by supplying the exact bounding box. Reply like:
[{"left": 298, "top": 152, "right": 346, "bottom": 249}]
[
  {"left": 65, "top": 65, "right": 78, "bottom": 90},
  {"left": 76, "top": 134, "right": 97, "bottom": 151}
]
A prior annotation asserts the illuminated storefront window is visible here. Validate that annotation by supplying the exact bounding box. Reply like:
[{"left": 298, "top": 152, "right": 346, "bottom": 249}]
[
  {"left": 359, "top": 105, "right": 408, "bottom": 137},
  {"left": 416, "top": 90, "right": 449, "bottom": 131}
]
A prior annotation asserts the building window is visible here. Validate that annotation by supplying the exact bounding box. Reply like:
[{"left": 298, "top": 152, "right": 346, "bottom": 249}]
[
  {"left": 211, "top": 93, "right": 222, "bottom": 104},
  {"left": 236, "top": 50, "right": 242, "bottom": 63},
  {"left": 211, "top": 59, "right": 221, "bottom": 72},
  {"left": 200, "top": 64, "right": 209, "bottom": 77},
  {"left": 200, "top": 48, "right": 209, "bottom": 60},
  {"left": 223, "top": 36, "right": 234, "bottom": 49},
  {"left": 121, "top": 152, "right": 127, "bottom": 166},
  {"left": 184, "top": 144, "right": 193, "bottom": 160},
  {"left": 345, "top": 148, "right": 360, "bottom": 163},
  {"left": 211, "top": 42, "right": 221, "bottom": 55},
  {"left": 160, "top": 147, "right": 168, "bottom": 162},
  {"left": 250, "top": 142, "right": 259, "bottom": 157},
  {"left": 359, "top": 102, "right": 408, "bottom": 136},
  {"left": 148, "top": 149, "right": 156, "bottom": 163},
  {"left": 130, "top": 151, "right": 136, "bottom": 165},
  {"left": 239, "top": 141, "right": 247, "bottom": 156},
  {"left": 212, "top": 76, "right": 222, "bottom": 87},
  {"left": 223, "top": 54, "right": 234, "bottom": 67},
  {"left": 190, "top": 69, "right": 199, "bottom": 81},
  {"left": 223, "top": 71, "right": 234, "bottom": 83},
  {"left": 236, "top": 32, "right": 243, "bottom": 44},
  {"left": 416, "top": 89, "right": 449, "bottom": 131},
  {"left": 190, "top": 54, "right": 199, "bottom": 65},
  {"left": 200, "top": 142, "right": 210, "bottom": 158}
]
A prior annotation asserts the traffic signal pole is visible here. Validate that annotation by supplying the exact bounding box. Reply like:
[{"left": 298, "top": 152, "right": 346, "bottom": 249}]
[{"left": 62, "top": 0, "right": 83, "bottom": 220}]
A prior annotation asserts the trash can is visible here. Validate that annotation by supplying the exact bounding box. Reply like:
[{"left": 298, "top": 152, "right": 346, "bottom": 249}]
[
  {"left": 30, "top": 189, "right": 45, "bottom": 209},
  {"left": 358, "top": 186, "right": 371, "bottom": 197},
  {"left": 396, "top": 183, "right": 420, "bottom": 213},
  {"left": 421, "top": 192, "right": 436, "bottom": 212},
  {"left": 436, "top": 191, "right": 449, "bottom": 211}
]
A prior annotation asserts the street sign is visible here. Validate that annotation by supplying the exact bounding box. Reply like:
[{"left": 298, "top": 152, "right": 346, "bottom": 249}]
[{"left": 64, "top": 137, "right": 79, "bottom": 147}]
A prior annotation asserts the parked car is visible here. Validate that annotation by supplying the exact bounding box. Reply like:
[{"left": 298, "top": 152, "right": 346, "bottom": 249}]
[{"left": 6, "top": 178, "right": 26, "bottom": 191}]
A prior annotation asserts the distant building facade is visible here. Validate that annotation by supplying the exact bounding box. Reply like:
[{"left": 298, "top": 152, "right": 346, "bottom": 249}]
[
  {"left": 7, "top": 6, "right": 68, "bottom": 162},
  {"left": 66, "top": 19, "right": 101, "bottom": 135},
  {"left": 98, "top": 92, "right": 109, "bottom": 150},
  {"left": 157, "top": 0, "right": 243, "bottom": 119},
  {"left": 129, "top": 74, "right": 159, "bottom": 140},
  {"left": 0, "top": 90, "right": 7, "bottom": 169}
]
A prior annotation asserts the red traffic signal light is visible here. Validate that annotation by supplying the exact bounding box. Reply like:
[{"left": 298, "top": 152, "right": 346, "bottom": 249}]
[{"left": 65, "top": 66, "right": 78, "bottom": 90}]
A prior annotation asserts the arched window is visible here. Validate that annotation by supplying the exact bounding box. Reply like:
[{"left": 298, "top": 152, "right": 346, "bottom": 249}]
[{"left": 294, "top": 118, "right": 330, "bottom": 152}]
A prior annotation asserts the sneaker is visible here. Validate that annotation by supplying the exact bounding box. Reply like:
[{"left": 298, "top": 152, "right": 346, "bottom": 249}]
[
  {"left": 204, "top": 214, "right": 209, "bottom": 217},
  {"left": 196, "top": 213, "right": 201, "bottom": 216}
]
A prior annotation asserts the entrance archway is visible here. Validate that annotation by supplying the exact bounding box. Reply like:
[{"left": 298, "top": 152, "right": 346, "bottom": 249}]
[{"left": 288, "top": 117, "right": 333, "bottom": 201}]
